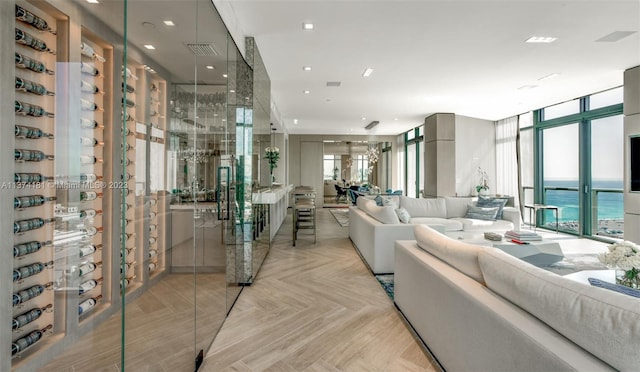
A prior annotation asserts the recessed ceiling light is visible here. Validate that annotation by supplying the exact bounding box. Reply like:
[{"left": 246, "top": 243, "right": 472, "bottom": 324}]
[
  {"left": 163, "top": 20, "right": 175, "bottom": 26},
  {"left": 303, "top": 90, "right": 310, "bottom": 94},
  {"left": 86, "top": 0, "right": 99, "bottom": 3},
  {"left": 361, "top": 117, "right": 366, "bottom": 121},
  {"left": 293, "top": 119, "right": 299, "bottom": 124},
  {"left": 525, "top": 36, "right": 557, "bottom": 43},
  {"left": 394, "top": 118, "right": 399, "bottom": 121},
  {"left": 518, "top": 84, "right": 539, "bottom": 90},
  {"left": 222, "top": 74, "right": 228, "bottom": 78},
  {"left": 229, "top": 89, "right": 235, "bottom": 93},
  {"left": 206, "top": 65, "right": 215, "bottom": 70},
  {"left": 302, "top": 23, "right": 314, "bottom": 30},
  {"left": 144, "top": 44, "right": 155, "bottom": 50},
  {"left": 303, "top": 66, "right": 312, "bottom": 71},
  {"left": 538, "top": 73, "right": 559, "bottom": 81},
  {"left": 362, "top": 68, "right": 374, "bottom": 77}
]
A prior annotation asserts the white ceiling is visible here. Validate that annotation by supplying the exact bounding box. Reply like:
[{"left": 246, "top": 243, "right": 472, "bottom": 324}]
[{"left": 226, "top": 0, "right": 640, "bottom": 135}]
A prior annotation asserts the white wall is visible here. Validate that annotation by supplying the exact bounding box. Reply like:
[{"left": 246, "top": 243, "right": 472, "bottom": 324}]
[
  {"left": 624, "top": 66, "right": 640, "bottom": 244},
  {"left": 455, "top": 115, "right": 496, "bottom": 197}
]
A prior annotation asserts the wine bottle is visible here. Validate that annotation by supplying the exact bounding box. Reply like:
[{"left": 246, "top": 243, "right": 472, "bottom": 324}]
[
  {"left": 79, "top": 278, "right": 103, "bottom": 295},
  {"left": 85, "top": 226, "right": 104, "bottom": 237},
  {"left": 80, "top": 191, "right": 103, "bottom": 201},
  {"left": 80, "top": 173, "right": 102, "bottom": 182},
  {"left": 148, "top": 236, "right": 157, "bottom": 245},
  {"left": 149, "top": 249, "right": 158, "bottom": 258},
  {"left": 149, "top": 211, "right": 157, "bottom": 219},
  {"left": 78, "top": 261, "right": 101, "bottom": 276},
  {"left": 79, "top": 209, "right": 102, "bottom": 219},
  {"left": 121, "top": 173, "right": 134, "bottom": 181},
  {"left": 80, "top": 137, "right": 104, "bottom": 146},
  {"left": 79, "top": 244, "right": 102, "bottom": 258},
  {"left": 121, "top": 158, "right": 134, "bottom": 166},
  {"left": 123, "top": 112, "right": 135, "bottom": 122},
  {"left": 122, "top": 98, "right": 136, "bottom": 108},
  {"left": 148, "top": 198, "right": 158, "bottom": 206},
  {"left": 16, "top": 77, "right": 55, "bottom": 96},
  {"left": 11, "top": 325, "right": 52, "bottom": 356},
  {"left": 15, "top": 125, "right": 54, "bottom": 139},
  {"left": 14, "top": 217, "right": 55, "bottom": 234},
  {"left": 121, "top": 261, "right": 135, "bottom": 273},
  {"left": 150, "top": 109, "right": 159, "bottom": 117},
  {"left": 122, "top": 83, "right": 135, "bottom": 93},
  {"left": 122, "top": 203, "right": 133, "bottom": 212},
  {"left": 120, "top": 232, "right": 134, "bottom": 242},
  {"left": 80, "top": 99, "right": 102, "bottom": 112},
  {"left": 81, "top": 80, "right": 103, "bottom": 94},
  {"left": 12, "top": 304, "right": 52, "bottom": 331},
  {"left": 80, "top": 62, "right": 100, "bottom": 76},
  {"left": 120, "top": 276, "right": 135, "bottom": 289},
  {"left": 13, "top": 261, "right": 53, "bottom": 282},
  {"left": 15, "top": 100, "right": 55, "bottom": 118},
  {"left": 79, "top": 155, "right": 103, "bottom": 165},
  {"left": 14, "top": 195, "right": 56, "bottom": 209},
  {"left": 121, "top": 247, "right": 134, "bottom": 259},
  {"left": 15, "top": 5, "right": 55, "bottom": 34},
  {"left": 78, "top": 295, "right": 102, "bottom": 315},
  {"left": 14, "top": 173, "right": 53, "bottom": 183},
  {"left": 122, "top": 127, "right": 135, "bottom": 136},
  {"left": 15, "top": 28, "right": 55, "bottom": 54},
  {"left": 80, "top": 42, "right": 106, "bottom": 62},
  {"left": 148, "top": 262, "right": 157, "bottom": 271},
  {"left": 14, "top": 240, "right": 52, "bottom": 258},
  {"left": 81, "top": 117, "right": 103, "bottom": 129},
  {"left": 15, "top": 52, "right": 55, "bottom": 75},
  {"left": 120, "top": 143, "right": 133, "bottom": 152},
  {"left": 12, "top": 282, "right": 53, "bottom": 307},
  {"left": 149, "top": 224, "right": 157, "bottom": 232},
  {"left": 123, "top": 67, "right": 138, "bottom": 80},
  {"left": 150, "top": 83, "right": 158, "bottom": 92},
  {"left": 15, "top": 149, "right": 54, "bottom": 162}
]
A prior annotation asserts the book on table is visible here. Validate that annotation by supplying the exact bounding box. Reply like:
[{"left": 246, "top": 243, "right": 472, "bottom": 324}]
[{"left": 505, "top": 230, "right": 542, "bottom": 241}]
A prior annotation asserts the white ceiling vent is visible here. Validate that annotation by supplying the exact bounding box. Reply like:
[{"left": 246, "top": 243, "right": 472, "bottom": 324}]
[
  {"left": 185, "top": 42, "right": 219, "bottom": 56},
  {"left": 596, "top": 31, "right": 637, "bottom": 42},
  {"left": 326, "top": 81, "right": 341, "bottom": 87}
]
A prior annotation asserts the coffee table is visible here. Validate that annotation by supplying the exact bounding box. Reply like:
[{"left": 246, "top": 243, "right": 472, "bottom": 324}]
[{"left": 446, "top": 231, "right": 564, "bottom": 266}]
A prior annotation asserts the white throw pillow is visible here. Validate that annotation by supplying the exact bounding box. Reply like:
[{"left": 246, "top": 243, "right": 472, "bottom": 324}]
[
  {"left": 479, "top": 249, "right": 640, "bottom": 372},
  {"left": 368, "top": 205, "right": 400, "bottom": 224},
  {"left": 414, "top": 224, "right": 485, "bottom": 283},
  {"left": 395, "top": 207, "right": 411, "bottom": 223},
  {"left": 400, "top": 196, "right": 447, "bottom": 218}
]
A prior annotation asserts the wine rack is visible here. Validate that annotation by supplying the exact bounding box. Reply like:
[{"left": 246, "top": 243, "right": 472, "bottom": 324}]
[
  {"left": 12, "top": 1, "right": 58, "bottom": 363},
  {"left": 74, "top": 34, "right": 108, "bottom": 321}
]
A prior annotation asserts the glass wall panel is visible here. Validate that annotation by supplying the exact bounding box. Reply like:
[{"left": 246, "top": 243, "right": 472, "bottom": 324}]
[
  {"left": 542, "top": 124, "right": 579, "bottom": 233},
  {"left": 590, "top": 87, "right": 623, "bottom": 110},
  {"left": 590, "top": 115, "right": 624, "bottom": 238},
  {"left": 520, "top": 128, "right": 534, "bottom": 224},
  {"left": 406, "top": 143, "right": 417, "bottom": 198},
  {"left": 543, "top": 99, "right": 580, "bottom": 120}
]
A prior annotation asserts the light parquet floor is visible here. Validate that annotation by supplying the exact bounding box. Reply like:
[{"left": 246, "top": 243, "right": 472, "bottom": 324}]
[{"left": 202, "top": 209, "right": 438, "bottom": 372}]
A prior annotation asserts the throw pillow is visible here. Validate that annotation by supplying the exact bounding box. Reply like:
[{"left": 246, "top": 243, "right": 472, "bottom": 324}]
[
  {"left": 395, "top": 207, "right": 411, "bottom": 223},
  {"left": 374, "top": 195, "right": 383, "bottom": 206},
  {"left": 464, "top": 205, "right": 500, "bottom": 221},
  {"left": 588, "top": 278, "right": 640, "bottom": 298},
  {"left": 375, "top": 195, "right": 399, "bottom": 209},
  {"left": 476, "top": 196, "right": 508, "bottom": 219}
]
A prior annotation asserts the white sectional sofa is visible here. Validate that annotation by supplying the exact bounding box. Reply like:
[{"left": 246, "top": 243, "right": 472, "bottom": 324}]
[
  {"left": 395, "top": 225, "right": 640, "bottom": 371},
  {"left": 348, "top": 195, "right": 520, "bottom": 273}
]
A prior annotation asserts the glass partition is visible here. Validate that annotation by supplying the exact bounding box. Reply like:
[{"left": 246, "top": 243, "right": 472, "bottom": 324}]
[{"left": 3, "top": 0, "right": 248, "bottom": 370}]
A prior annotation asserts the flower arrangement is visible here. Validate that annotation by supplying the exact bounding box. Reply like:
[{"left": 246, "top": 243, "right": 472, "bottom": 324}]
[
  {"left": 598, "top": 241, "right": 640, "bottom": 288},
  {"left": 264, "top": 146, "right": 279, "bottom": 174},
  {"left": 476, "top": 167, "right": 489, "bottom": 193}
]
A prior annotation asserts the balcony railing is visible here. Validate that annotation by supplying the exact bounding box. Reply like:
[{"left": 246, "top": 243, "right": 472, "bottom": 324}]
[{"left": 522, "top": 185, "right": 623, "bottom": 238}]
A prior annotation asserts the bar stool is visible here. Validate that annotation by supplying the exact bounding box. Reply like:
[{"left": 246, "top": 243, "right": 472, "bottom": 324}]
[{"left": 293, "top": 186, "right": 316, "bottom": 246}]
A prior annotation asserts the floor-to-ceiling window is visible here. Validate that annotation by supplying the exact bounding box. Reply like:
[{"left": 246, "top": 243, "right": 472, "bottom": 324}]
[
  {"left": 404, "top": 127, "right": 423, "bottom": 198},
  {"left": 533, "top": 87, "right": 624, "bottom": 239}
]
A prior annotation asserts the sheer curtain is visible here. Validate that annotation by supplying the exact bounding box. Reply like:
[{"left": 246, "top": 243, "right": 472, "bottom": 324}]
[{"left": 495, "top": 116, "right": 519, "bottom": 208}]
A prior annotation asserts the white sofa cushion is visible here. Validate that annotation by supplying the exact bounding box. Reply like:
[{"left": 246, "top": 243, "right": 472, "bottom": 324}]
[
  {"left": 410, "top": 217, "right": 463, "bottom": 232},
  {"left": 357, "top": 197, "right": 400, "bottom": 224},
  {"left": 451, "top": 217, "right": 514, "bottom": 231},
  {"left": 400, "top": 196, "right": 447, "bottom": 218},
  {"left": 479, "top": 249, "right": 640, "bottom": 372},
  {"left": 444, "top": 196, "right": 474, "bottom": 218},
  {"left": 414, "top": 225, "right": 485, "bottom": 283}
]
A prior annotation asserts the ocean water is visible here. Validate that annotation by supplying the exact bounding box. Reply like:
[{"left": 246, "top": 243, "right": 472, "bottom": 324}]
[{"left": 543, "top": 179, "right": 623, "bottom": 222}]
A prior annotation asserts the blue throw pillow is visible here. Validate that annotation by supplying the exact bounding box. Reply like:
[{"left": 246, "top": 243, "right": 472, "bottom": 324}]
[
  {"left": 374, "top": 195, "right": 383, "bottom": 206},
  {"left": 465, "top": 206, "right": 500, "bottom": 221},
  {"left": 477, "top": 196, "right": 508, "bottom": 219},
  {"left": 588, "top": 278, "right": 640, "bottom": 298},
  {"left": 395, "top": 207, "right": 411, "bottom": 223}
]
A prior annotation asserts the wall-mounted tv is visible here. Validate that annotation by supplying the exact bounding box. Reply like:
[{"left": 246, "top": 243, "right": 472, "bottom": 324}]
[{"left": 632, "top": 136, "right": 640, "bottom": 192}]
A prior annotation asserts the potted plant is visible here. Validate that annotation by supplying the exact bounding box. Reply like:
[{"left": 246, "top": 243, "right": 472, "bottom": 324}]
[
  {"left": 476, "top": 167, "right": 490, "bottom": 196},
  {"left": 264, "top": 146, "right": 279, "bottom": 182}
]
